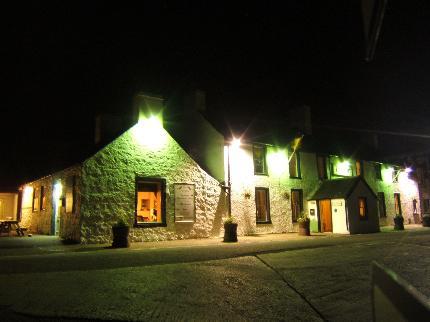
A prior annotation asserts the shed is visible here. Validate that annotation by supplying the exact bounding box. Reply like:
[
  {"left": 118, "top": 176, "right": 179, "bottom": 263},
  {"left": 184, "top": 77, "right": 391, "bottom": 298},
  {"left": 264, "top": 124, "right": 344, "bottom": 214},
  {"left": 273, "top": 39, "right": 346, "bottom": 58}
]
[{"left": 307, "top": 177, "right": 379, "bottom": 234}]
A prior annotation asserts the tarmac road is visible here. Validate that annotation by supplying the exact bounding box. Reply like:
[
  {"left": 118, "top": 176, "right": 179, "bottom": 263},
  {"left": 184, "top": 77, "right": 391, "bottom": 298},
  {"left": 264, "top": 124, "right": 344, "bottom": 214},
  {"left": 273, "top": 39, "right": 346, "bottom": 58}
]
[{"left": 0, "top": 226, "right": 429, "bottom": 321}]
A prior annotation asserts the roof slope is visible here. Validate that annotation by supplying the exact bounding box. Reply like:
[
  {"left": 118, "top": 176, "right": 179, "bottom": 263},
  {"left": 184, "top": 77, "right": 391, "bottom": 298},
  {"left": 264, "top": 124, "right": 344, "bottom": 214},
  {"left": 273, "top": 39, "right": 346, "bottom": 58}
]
[{"left": 308, "top": 176, "right": 376, "bottom": 200}]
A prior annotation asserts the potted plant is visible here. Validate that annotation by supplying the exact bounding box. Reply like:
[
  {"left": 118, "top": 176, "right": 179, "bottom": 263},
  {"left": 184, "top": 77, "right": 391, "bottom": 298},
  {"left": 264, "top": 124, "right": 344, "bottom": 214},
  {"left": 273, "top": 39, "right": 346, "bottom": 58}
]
[
  {"left": 112, "top": 218, "right": 130, "bottom": 248},
  {"left": 297, "top": 212, "right": 310, "bottom": 236},
  {"left": 422, "top": 214, "right": 430, "bottom": 227},
  {"left": 223, "top": 216, "right": 238, "bottom": 242},
  {"left": 393, "top": 214, "right": 404, "bottom": 231}
]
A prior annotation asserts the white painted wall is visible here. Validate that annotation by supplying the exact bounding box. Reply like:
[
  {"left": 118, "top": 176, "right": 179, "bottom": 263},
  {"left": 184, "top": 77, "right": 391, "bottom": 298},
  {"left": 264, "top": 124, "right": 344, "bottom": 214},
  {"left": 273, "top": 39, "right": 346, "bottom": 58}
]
[
  {"left": 331, "top": 198, "right": 349, "bottom": 234},
  {"left": 307, "top": 200, "right": 319, "bottom": 232}
]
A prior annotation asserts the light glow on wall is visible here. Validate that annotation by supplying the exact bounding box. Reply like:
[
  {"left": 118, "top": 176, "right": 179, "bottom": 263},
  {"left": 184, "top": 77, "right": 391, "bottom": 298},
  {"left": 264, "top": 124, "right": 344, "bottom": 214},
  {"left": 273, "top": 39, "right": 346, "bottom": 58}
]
[
  {"left": 22, "top": 186, "right": 34, "bottom": 208},
  {"left": 267, "top": 149, "right": 288, "bottom": 177},
  {"left": 53, "top": 182, "right": 62, "bottom": 200},
  {"left": 382, "top": 166, "right": 394, "bottom": 182},
  {"left": 132, "top": 115, "right": 168, "bottom": 150},
  {"left": 336, "top": 160, "right": 352, "bottom": 176},
  {"left": 398, "top": 169, "right": 418, "bottom": 197},
  {"left": 227, "top": 144, "right": 254, "bottom": 187}
]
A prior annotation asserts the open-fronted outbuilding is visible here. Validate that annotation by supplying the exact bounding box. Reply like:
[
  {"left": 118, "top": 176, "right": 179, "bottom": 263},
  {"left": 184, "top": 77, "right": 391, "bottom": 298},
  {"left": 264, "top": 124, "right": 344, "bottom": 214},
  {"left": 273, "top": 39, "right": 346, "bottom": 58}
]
[{"left": 307, "top": 177, "right": 379, "bottom": 234}]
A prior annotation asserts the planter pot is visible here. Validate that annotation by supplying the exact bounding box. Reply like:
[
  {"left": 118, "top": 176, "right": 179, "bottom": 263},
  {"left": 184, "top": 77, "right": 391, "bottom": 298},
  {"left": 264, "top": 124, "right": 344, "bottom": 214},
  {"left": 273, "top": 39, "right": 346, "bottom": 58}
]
[
  {"left": 394, "top": 216, "right": 404, "bottom": 231},
  {"left": 223, "top": 223, "right": 238, "bottom": 242},
  {"left": 423, "top": 216, "right": 430, "bottom": 227},
  {"left": 112, "top": 226, "right": 130, "bottom": 248},
  {"left": 298, "top": 220, "right": 310, "bottom": 236}
]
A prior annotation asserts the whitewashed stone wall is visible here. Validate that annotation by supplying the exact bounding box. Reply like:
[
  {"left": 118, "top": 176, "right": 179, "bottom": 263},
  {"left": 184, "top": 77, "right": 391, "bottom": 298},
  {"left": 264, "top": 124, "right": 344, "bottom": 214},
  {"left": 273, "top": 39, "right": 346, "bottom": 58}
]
[
  {"left": 80, "top": 122, "right": 225, "bottom": 244},
  {"left": 228, "top": 145, "right": 321, "bottom": 235},
  {"left": 363, "top": 161, "right": 420, "bottom": 226}
]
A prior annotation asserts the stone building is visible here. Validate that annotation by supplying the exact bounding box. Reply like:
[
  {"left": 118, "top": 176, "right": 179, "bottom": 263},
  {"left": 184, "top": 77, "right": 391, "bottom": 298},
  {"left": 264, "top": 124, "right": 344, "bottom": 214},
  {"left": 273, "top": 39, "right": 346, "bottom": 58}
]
[{"left": 19, "top": 94, "right": 421, "bottom": 243}]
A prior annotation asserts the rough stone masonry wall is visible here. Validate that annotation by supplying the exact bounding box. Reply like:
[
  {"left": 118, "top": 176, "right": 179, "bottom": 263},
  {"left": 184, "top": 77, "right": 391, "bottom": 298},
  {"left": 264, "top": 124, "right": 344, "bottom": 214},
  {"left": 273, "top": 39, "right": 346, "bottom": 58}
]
[
  {"left": 230, "top": 146, "right": 321, "bottom": 235},
  {"left": 80, "top": 124, "right": 225, "bottom": 244},
  {"left": 20, "top": 165, "right": 82, "bottom": 240},
  {"left": 363, "top": 161, "right": 420, "bottom": 226}
]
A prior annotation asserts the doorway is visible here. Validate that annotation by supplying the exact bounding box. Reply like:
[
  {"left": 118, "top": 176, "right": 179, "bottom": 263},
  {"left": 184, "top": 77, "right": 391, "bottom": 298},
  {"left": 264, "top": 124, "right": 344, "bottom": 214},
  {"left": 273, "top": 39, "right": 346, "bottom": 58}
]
[
  {"left": 51, "top": 182, "right": 62, "bottom": 236},
  {"left": 318, "top": 199, "right": 332, "bottom": 232}
]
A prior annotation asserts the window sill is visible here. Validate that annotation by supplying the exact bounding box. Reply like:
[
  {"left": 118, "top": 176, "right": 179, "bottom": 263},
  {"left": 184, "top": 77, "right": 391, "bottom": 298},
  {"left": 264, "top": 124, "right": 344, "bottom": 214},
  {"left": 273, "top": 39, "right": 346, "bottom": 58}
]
[
  {"left": 289, "top": 176, "right": 302, "bottom": 179},
  {"left": 256, "top": 221, "right": 272, "bottom": 225},
  {"left": 134, "top": 223, "right": 167, "bottom": 228},
  {"left": 254, "top": 173, "right": 268, "bottom": 176}
]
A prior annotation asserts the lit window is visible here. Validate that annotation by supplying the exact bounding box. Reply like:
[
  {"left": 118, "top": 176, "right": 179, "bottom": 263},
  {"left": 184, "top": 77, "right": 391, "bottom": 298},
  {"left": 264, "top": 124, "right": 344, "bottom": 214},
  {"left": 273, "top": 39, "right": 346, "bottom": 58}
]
[
  {"left": 394, "top": 193, "right": 402, "bottom": 215},
  {"left": 289, "top": 152, "right": 301, "bottom": 178},
  {"left": 291, "top": 189, "right": 303, "bottom": 222},
  {"left": 255, "top": 187, "right": 270, "bottom": 223},
  {"left": 358, "top": 197, "right": 367, "bottom": 220},
  {"left": 253, "top": 145, "right": 267, "bottom": 175},
  {"left": 377, "top": 192, "right": 386, "bottom": 218},
  {"left": 356, "top": 160, "right": 363, "bottom": 176},
  {"left": 32, "top": 188, "right": 39, "bottom": 212},
  {"left": 136, "top": 178, "right": 166, "bottom": 226},
  {"left": 65, "top": 176, "right": 76, "bottom": 214}
]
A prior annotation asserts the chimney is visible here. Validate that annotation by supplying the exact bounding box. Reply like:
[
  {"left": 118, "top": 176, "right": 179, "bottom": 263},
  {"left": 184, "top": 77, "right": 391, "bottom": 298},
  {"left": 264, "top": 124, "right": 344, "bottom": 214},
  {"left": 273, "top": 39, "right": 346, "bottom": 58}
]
[
  {"left": 132, "top": 93, "right": 165, "bottom": 122},
  {"left": 184, "top": 90, "right": 206, "bottom": 113}
]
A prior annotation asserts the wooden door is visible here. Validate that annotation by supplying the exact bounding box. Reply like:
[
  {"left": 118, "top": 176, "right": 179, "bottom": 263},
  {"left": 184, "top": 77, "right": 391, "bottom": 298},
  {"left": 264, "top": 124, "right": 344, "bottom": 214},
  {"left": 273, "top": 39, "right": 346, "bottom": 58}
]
[{"left": 319, "top": 199, "right": 332, "bottom": 232}]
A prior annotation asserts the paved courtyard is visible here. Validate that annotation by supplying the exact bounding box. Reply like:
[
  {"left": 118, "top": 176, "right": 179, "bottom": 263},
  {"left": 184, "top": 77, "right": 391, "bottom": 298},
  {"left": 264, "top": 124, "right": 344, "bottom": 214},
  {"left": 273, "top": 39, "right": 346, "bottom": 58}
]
[{"left": 0, "top": 226, "right": 429, "bottom": 321}]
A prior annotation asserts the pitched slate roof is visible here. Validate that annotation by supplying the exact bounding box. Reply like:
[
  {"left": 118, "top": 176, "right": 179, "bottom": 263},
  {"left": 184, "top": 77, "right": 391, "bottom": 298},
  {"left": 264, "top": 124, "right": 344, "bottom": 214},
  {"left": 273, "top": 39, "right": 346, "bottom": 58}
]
[{"left": 308, "top": 176, "right": 376, "bottom": 200}]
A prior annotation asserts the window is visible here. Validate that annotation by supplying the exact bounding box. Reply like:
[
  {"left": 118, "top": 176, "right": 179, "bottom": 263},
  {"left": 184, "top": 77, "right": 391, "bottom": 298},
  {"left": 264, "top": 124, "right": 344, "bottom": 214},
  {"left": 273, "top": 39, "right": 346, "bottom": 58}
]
[
  {"left": 40, "top": 186, "right": 46, "bottom": 211},
  {"left": 394, "top": 193, "right": 402, "bottom": 215},
  {"left": 65, "top": 176, "right": 76, "bottom": 214},
  {"left": 253, "top": 145, "right": 267, "bottom": 175},
  {"left": 317, "top": 155, "right": 327, "bottom": 179},
  {"left": 377, "top": 192, "right": 386, "bottom": 218},
  {"left": 358, "top": 197, "right": 368, "bottom": 220},
  {"left": 374, "top": 163, "right": 382, "bottom": 180},
  {"left": 291, "top": 189, "right": 303, "bottom": 222},
  {"left": 289, "top": 151, "right": 301, "bottom": 178},
  {"left": 255, "top": 187, "right": 270, "bottom": 223},
  {"left": 422, "top": 199, "right": 430, "bottom": 214},
  {"left": 32, "top": 188, "right": 39, "bottom": 212},
  {"left": 393, "top": 169, "right": 399, "bottom": 183},
  {"left": 356, "top": 160, "right": 363, "bottom": 176},
  {"left": 136, "top": 178, "right": 166, "bottom": 226}
]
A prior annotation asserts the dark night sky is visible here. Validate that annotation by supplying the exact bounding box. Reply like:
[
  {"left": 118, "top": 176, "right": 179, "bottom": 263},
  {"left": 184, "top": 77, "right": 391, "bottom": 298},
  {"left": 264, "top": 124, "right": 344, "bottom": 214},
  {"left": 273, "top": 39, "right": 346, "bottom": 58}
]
[{"left": 1, "top": 1, "right": 430, "bottom": 189}]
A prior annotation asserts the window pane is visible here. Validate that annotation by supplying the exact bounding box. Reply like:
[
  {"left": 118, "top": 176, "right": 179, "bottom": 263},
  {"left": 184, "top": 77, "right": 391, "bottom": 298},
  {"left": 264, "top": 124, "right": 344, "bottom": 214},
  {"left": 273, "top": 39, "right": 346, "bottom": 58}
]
[
  {"left": 32, "top": 188, "right": 39, "bottom": 212},
  {"left": 375, "top": 163, "right": 382, "bottom": 180},
  {"left": 358, "top": 197, "right": 367, "bottom": 219},
  {"left": 291, "top": 189, "right": 303, "bottom": 222},
  {"left": 377, "top": 192, "right": 386, "bottom": 217},
  {"left": 256, "top": 188, "right": 270, "bottom": 222},
  {"left": 253, "top": 145, "right": 267, "bottom": 175},
  {"left": 40, "top": 186, "right": 46, "bottom": 211},
  {"left": 137, "top": 181, "right": 163, "bottom": 223},
  {"left": 317, "top": 156, "right": 327, "bottom": 179},
  {"left": 394, "top": 193, "right": 401, "bottom": 215},
  {"left": 289, "top": 152, "right": 300, "bottom": 178}
]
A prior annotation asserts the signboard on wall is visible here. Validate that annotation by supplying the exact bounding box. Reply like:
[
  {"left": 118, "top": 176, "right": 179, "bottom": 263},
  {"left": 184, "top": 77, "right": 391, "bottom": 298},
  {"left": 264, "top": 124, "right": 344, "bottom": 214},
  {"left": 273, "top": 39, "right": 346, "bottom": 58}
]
[{"left": 174, "top": 184, "right": 195, "bottom": 222}]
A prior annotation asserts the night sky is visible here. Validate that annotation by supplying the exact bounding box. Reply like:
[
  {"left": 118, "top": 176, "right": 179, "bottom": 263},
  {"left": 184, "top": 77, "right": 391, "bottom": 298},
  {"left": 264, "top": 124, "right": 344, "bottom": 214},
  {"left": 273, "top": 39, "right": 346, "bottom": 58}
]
[{"left": 2, "top": 1, "right": 430, "bottom": 189}]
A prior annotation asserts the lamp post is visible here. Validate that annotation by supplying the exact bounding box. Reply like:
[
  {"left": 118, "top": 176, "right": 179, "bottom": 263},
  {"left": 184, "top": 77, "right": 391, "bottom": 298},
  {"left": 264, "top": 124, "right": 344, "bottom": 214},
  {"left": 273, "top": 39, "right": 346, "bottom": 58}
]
[{"left": 226, "top": 138, "right": 241, "bottom": 218}]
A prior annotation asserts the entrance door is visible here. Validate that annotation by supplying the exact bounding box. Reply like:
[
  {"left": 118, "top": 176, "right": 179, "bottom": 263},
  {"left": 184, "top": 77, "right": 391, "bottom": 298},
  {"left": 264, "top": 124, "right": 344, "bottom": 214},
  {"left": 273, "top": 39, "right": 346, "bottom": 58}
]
[{"left": 319, "top": 199, "right": 332, "bottom": 232}]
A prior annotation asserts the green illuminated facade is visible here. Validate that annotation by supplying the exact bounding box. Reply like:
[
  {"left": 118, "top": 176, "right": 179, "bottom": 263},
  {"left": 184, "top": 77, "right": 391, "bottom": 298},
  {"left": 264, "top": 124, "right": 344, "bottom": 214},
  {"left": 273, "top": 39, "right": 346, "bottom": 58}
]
[{"left": 19, "top": 93, "right": 422, "bottom": 243}]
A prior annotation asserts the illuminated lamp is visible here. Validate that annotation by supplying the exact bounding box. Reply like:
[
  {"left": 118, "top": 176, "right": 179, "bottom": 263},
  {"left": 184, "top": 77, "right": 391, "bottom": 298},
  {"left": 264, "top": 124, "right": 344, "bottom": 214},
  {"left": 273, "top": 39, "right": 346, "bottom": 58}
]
[
  {"left": 267, "top": 149, "right": 288, "bottom": 176},
  {"left": 231, "top": 138, "right": 241, "bottom": 149},
  {"left": 53, "top": 182, "right": 62, "bottom": 199},
  {"left": 132, "top": 114, "right": 167, "bottom": 150}
]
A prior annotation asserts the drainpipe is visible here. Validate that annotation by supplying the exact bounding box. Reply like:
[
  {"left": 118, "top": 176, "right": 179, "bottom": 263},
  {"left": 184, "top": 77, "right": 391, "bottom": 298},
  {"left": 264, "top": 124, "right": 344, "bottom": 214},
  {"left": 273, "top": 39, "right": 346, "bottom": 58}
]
[{"left": 227, "top": 144, "right": 232, "bottom": 217}]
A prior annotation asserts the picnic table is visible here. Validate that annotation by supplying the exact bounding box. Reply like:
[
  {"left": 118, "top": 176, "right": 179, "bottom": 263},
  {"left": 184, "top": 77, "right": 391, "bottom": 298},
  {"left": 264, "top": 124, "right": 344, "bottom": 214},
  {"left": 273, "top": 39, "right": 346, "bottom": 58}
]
[{"left": 0, "top": 220, "right": 27, "bottom": 236}]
